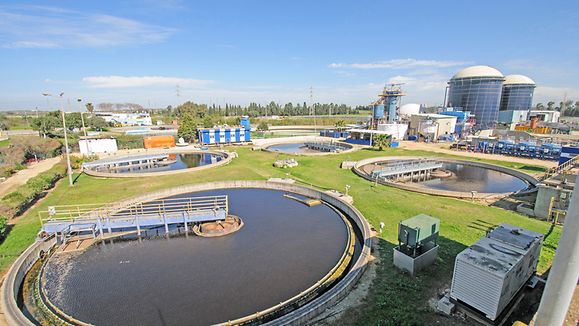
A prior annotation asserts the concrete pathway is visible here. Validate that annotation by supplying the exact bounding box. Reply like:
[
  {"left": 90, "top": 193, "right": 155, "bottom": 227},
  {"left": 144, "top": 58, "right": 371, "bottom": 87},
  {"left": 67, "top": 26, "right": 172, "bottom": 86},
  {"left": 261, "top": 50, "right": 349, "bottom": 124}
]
[{"left": 0, "top": 157, "right": 61, "bottom": 198}]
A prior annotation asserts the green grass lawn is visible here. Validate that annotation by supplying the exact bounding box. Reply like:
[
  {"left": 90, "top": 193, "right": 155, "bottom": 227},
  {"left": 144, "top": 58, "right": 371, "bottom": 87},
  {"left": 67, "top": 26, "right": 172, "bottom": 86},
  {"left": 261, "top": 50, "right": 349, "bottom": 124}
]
[
  {"left": 0, "top": 138, "right": 10, "bottom": 148},
  {"left": 0, "top": 146, "right": 560, "bottom": 325}
]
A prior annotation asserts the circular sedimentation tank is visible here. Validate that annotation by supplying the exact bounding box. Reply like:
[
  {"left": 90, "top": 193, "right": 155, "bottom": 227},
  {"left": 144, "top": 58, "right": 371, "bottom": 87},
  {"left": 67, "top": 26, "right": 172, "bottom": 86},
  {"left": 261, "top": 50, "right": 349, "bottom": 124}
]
[
  {"left": 82, "top": 150, "right": 232, "bottom": 178},
  {"left": 354, "top": 157, "right": 537, "bottom": 198},
  {"left": 264, "top": 141, "right": 353, "bottom": 155},
  {"left": 8, "top": 182, "right": 371, "bottom": 326}
]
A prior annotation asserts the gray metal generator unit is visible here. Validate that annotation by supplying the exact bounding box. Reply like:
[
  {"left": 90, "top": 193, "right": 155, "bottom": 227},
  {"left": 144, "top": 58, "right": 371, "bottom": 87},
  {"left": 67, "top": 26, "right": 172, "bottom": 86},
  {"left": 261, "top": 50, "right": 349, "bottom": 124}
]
[{"left": 450, "top": 223, "right": 543, "bottom": 321}]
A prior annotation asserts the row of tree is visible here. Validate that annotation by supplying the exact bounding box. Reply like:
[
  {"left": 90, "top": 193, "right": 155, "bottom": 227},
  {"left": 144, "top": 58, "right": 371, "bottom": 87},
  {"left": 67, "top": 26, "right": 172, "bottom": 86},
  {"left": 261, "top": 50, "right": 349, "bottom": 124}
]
[
  {"left": 29, "top": 111, "right": 108, "bottom": 137},
  {"left": 165, "top": 101, "right": 364, "bottom": 118},
  {"left": 535, "top": 100, "right": 579, "bottom": 116}
]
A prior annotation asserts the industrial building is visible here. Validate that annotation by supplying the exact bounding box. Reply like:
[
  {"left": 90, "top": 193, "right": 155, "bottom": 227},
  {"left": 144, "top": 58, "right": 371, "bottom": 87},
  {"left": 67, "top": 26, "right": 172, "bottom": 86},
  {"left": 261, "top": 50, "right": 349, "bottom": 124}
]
[
  {"left": 529, "top": 110, "right": 560, "bottom": 123},
  {"left": 95, "top": 112, "right": 153, "bottom": 126},
  {"left": 446, "top": 65, "right": 505, "bottom": 129},
  {"left": 197, "top": 117, "right": 251, "bottom": 145},
  {"left": 499, "top": 75, "right": 536, "bottom": 111},
  {"left": 450, "top": 224, "right": 543, "bottom": 321},
  {"left": 534, "top": 172, "right": 575, "bottom": 221},
  {"left": 78, "top": 138, "right": 118, "bottom": 155},
  {"left": 408, "top": 113, "right": 457, "bottom": 140},
  {"left": 370, "top": 84, "right": 405, "bottom": 128}
]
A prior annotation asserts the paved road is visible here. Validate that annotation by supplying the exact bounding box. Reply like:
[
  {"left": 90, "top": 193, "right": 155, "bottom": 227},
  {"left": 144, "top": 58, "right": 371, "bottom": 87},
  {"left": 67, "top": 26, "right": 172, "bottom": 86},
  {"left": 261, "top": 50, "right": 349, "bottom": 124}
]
[{"left": 0, "top": 157, "right": 62, "bottom": 198}]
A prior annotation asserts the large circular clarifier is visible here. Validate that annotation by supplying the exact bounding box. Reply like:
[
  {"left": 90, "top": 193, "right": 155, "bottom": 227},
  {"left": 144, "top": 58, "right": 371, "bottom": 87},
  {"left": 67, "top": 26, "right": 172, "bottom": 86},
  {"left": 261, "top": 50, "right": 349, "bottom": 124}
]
[
  {"left": 265, "top": 141, "right": 352, "bottom": 155},
  {"left": 355, "top": 157, "right": 535, "bottom": 198},
  {"left": 41, "top": 188, "right": 351, "bottom": 325},
  {"left": 419, "top": 162, "right": 528, "bottom": 193}
]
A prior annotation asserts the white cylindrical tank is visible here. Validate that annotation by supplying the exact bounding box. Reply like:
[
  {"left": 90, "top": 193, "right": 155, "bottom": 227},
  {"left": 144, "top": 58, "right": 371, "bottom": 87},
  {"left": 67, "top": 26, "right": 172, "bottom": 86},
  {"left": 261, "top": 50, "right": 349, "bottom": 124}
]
[{"left": 399, "top": 103, "right": 421, "bottom": 117}]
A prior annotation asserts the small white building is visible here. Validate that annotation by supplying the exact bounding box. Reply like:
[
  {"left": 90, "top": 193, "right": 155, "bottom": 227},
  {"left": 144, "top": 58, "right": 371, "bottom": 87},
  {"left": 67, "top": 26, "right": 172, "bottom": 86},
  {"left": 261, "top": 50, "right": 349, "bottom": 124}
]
[
  {"left": 529, "top": 110, "right": 560, "bottom": 123},
  {"left": 409, "top": 113, "right": 457, "bottom": 140},
  {"left": 95, "top": 112, "right": 153, "bottom": 126},
  {"left": 79, "top": 138, "right": 118, "bottom": 155}
]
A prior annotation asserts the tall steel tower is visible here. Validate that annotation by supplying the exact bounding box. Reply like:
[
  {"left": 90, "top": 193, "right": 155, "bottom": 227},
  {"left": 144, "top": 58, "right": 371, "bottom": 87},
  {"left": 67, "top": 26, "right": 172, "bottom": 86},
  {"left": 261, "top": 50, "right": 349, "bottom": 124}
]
[{"left": 370, "top": 83, "right": 405, "bottom": 129}]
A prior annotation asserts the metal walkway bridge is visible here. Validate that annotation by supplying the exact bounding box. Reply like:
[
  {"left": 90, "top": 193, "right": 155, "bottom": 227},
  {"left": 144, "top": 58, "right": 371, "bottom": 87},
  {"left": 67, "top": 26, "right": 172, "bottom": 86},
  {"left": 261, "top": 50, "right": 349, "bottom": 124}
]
[
  {"left": 82, "top": 153, "right": 173, "bottom": 171},
  {"left": 371, "top": 159, "right": 443, "bottom": 181},
  {"left": 40, "top": 195, "right": 229, "bottom": 236},
  {"left": 304, "top": 141, "right": 350, "bottom": 153},
  {"left": 539, "top": 155, "right": 579, "bottom": 181}
]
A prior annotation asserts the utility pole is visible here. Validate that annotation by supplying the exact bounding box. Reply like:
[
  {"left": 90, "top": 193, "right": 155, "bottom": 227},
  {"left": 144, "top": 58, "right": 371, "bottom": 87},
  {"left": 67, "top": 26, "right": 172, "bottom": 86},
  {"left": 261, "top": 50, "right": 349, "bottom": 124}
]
[{"left": 43, "top": 92, "right": 74, "bottom": 186}]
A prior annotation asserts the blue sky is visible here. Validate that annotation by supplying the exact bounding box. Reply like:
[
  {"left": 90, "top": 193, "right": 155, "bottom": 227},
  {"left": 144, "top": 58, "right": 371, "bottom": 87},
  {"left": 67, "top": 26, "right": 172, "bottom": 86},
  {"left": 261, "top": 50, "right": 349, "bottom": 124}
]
[{"left": 0, "top": 0, "right": 578, "bottom": 110}]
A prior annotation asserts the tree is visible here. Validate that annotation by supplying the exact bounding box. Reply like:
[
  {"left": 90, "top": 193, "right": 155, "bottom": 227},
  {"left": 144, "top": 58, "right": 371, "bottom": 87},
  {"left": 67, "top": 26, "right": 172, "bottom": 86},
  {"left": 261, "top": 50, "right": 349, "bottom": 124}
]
[
  {"left": 30, "top": 112, "right": 61, "bottom": 137},
  {"left": 85, "top": 103, "right": 94, "bottom": 114},
  {"left": 177, "top": 113, "right": 198, "bottom": 142},
  {"left": 257, "top": 121, "right": 269, "bottom": 132},
  {"left": 202, "top": 116, "right": 214, "bottom": 128},
  {"left": 334, "top": 120, "right": 346, "bottom": 131},
  {"left": 372, "top": 134, "right": 391, "bottom": 151},
  {"left": 535, "top": 103, "right": 545, "bottom": 110},
  {"left": 547, "top": 101, "right": 555, "bottom": 110}
]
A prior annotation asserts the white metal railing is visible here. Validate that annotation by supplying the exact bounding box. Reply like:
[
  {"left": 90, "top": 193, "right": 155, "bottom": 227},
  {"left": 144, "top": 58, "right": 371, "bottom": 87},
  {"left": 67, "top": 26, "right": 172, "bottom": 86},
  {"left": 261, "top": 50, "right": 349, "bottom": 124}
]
[{"left": 39, "top": 195, "right": 228, "bottom": 226}]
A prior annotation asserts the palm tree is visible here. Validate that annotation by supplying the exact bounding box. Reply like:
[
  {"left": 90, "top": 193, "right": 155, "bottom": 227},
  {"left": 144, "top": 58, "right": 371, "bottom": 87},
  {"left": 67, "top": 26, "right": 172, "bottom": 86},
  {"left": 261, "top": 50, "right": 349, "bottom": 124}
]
[{"left": 373, "top": 134, "right": 391, "bottom": 151}]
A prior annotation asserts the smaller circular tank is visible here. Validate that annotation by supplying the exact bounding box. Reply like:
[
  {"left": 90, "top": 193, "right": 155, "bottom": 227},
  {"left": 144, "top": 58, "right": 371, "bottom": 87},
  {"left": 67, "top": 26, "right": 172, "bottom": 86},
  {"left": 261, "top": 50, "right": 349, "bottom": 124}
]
[{"left": 373, "top": 104, "right": 385, "bottom": 119}]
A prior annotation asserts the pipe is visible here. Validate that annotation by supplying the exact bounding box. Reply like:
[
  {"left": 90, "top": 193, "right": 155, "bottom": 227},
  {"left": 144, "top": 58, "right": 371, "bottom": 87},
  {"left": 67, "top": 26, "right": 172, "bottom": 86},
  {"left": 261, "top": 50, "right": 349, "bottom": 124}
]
[{"left": 534, "top": 184, "right": 579, "bottom": 326}]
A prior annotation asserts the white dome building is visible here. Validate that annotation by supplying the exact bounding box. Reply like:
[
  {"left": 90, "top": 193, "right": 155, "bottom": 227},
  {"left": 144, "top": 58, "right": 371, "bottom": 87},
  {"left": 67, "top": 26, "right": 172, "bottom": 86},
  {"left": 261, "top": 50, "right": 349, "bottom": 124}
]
[{"left": 399, "top": 103, "right": 421, "bottom": 117}]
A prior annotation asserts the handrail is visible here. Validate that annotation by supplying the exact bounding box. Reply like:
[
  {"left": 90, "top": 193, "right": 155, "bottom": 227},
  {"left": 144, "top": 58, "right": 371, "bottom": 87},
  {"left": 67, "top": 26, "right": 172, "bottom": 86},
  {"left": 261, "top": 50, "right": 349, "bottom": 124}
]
[{"left": 39, "top": 195, "right": 228, "bottom": 225}]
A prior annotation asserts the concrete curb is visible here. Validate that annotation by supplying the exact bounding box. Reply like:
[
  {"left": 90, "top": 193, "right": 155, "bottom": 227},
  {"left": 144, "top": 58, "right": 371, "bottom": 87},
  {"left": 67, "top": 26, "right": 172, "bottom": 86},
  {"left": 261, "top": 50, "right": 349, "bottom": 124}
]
[
  {"left": 1, "top": 181, "right": 372, "bottom": 326},
  {"left": 353, "top": 156, "right": 538, "bottom": 199},
  {"left": 83, "top": 150, "right": 233, "bottom": 178}
]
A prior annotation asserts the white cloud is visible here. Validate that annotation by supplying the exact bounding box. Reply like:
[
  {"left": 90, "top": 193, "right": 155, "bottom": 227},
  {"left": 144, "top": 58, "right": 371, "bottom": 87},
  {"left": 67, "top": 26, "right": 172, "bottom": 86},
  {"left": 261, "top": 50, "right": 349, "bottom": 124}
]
[
  {"left": 328, "top": 58, "right": 473, "bottom": 70},
  {"left": 0, "top": 5, "right": 175, "bottom": 48},
  {"left": 82, "top": 76, "right": 212, "bottom": 88},
  {"left": 3, "top": 40, "right": 59, "bottom": 49},
  {"left": 534, "top": 86, "right": 579, "bottom": 103}
]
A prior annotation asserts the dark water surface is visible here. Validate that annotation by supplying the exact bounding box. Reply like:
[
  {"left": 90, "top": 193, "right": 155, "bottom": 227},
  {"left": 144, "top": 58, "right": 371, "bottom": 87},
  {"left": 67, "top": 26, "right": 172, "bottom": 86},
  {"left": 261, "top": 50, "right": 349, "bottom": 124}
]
[
  {"left": 418, "top": 162, "right": 528, "bottom": 193},
  {"left": 103, "top": 153, "right": 222, "bottom": 174},
  {"left": 42, "top": 189, "right": 348, "bottom": 326}
]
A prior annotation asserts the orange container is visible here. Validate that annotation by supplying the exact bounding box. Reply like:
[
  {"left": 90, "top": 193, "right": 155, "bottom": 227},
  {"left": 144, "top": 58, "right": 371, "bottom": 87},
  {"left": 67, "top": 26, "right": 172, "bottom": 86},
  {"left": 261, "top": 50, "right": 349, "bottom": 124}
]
[{"left": 144, "top": 136, "right": 175, "bottom": 149}]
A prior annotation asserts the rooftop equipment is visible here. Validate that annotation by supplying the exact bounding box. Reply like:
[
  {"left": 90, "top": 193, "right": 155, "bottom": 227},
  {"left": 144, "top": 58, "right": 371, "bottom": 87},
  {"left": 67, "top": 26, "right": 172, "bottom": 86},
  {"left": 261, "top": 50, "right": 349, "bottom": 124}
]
[
  {"left": 393, "top": 214, "right": 440, "bottom": 276},
  {"left": 450, "top": 224, "right": 543, "bottom": 321}
]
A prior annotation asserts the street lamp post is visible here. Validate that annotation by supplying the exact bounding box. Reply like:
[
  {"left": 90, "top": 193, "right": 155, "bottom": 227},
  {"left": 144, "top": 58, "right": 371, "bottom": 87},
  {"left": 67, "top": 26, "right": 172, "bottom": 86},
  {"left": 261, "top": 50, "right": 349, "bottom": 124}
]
[{"left": 42, "top": 92, "right": 74, "bottom": 187}]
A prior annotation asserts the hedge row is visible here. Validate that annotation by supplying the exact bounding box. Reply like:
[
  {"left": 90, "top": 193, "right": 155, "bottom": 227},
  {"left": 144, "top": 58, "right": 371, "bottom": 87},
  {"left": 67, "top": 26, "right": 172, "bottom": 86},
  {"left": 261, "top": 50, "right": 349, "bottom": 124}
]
[{"left": 0, "top": 162, "right": 66, "bottom": 219}]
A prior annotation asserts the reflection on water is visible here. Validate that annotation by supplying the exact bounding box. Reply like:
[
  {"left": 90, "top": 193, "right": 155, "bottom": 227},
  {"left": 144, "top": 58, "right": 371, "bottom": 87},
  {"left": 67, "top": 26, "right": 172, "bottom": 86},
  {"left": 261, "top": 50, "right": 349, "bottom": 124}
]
[
  {"left": 102, "top": 153, "right": 222, "bottom": 174},
  {"left": 42, "top": 189, "right": 348, "bottom": 326},
  {"left": 267, "top": 143, "right": 319, "bottom": 154},
  {"left": 418, "top": 163, "right": 528, "bottom": 193}
]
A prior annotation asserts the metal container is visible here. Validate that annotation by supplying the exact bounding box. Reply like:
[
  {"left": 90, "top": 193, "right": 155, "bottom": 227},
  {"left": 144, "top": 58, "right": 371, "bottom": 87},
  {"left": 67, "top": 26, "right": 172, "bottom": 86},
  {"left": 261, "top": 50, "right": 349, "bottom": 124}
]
[
  {"left": 450, "top": 224, "right": 543, "bottom": 321},
  {"left": 398, "top": 214, "right": 440, "bottom": 247}
]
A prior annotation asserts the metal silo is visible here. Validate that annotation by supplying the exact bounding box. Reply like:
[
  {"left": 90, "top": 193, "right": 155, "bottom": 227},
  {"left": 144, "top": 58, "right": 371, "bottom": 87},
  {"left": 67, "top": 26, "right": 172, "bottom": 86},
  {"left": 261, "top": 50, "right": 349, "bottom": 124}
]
[
  {"left": 447, "top": 65, "right": 504, "bottom": 129},
  {"left": 499, "top": 75, "right": 536, "bottom": 111}
]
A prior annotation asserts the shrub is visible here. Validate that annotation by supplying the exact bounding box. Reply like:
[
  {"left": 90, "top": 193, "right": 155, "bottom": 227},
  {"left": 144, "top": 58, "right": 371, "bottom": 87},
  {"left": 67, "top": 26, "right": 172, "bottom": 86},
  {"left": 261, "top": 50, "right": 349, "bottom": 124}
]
[
  {"left": 0, "top": 163, "right": 66, "bottom": 219},
  {"left": 0, "top": 215, "right": 7, "bottom": 242}
]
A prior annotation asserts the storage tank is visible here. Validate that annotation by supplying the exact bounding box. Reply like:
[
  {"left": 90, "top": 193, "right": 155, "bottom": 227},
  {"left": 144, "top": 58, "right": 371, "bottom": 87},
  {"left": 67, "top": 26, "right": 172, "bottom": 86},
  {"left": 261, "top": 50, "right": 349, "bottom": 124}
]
[
  {"left": 450, "top": 224, "right": 543, "bottom": 321},
  {"left": 500, "top": 75, "right": 536, "bottom": 111},
  {"left": 373, "top": 104, "right": 385, "bottom": 119},
  {"left": 447, "top": 65, "right": 504, "bottom": 129},
  {"left": 399, "top": 103, "right": 421, "bottom": 117}
]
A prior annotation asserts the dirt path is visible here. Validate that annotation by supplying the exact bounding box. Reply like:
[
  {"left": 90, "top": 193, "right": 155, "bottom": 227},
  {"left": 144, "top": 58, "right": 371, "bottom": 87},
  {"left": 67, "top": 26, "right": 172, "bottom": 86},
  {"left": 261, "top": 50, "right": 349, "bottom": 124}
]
[
  {"left": 0, "top": 157, "right": 61, "bottom": 198},
  {"left": 400, "top": 141, "right": 558, "bottom": 169}
]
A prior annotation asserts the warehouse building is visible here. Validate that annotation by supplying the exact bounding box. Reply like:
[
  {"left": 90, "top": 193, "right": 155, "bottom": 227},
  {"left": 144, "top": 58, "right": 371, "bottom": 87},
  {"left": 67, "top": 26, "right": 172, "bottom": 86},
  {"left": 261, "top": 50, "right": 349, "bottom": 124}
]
[{"left": 408, "top": 113, "right": 457, "bottom": 140}]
